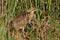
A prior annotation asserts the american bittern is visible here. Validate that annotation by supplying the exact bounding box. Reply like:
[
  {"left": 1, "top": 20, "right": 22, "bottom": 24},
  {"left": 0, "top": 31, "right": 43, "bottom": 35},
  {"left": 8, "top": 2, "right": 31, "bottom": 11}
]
[{"left": 13, "top": 8, "right": 37, "bottom": 32}]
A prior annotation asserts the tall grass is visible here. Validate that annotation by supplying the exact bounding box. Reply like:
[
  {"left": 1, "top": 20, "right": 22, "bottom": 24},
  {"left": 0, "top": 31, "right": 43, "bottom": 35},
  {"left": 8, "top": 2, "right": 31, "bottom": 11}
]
[{"left": 0, "top": 0, "right": 60, "bottom": 40}]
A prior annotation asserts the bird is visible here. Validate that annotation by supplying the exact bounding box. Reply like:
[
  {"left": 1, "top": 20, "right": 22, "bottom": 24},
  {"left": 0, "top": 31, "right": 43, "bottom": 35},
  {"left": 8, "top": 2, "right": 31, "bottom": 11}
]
[{"left": 13, "top": 8, "right": 37, "bottom": 32}]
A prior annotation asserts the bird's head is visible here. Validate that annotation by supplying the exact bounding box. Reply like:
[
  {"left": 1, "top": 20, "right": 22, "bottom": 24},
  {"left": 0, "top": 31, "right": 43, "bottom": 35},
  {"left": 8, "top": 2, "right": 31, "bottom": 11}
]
[
  {"left": 27, "top": 8, "right": 35, "bottom": 12},
  {"left": 27, "top": 7, "right": 39, "bottom": 14}
]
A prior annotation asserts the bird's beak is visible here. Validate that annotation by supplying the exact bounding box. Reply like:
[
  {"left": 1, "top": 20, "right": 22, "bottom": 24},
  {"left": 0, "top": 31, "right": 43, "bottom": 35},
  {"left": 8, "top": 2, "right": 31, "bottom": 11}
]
[{"left": 27, "top": 8, "right": 40, "bottom": 12}]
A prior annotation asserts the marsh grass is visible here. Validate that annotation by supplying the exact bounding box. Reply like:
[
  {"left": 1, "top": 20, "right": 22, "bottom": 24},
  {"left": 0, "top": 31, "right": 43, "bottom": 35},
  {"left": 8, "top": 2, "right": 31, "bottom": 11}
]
[{"left": 0, "top": 0, "right": 60, "bottom": 40}]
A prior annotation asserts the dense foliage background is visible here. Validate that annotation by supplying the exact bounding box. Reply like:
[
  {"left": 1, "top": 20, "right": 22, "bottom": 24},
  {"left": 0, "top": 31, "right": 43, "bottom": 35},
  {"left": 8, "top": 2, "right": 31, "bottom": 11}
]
[{"left": 0, "top": 0, "right": 60, "bottom": 40}]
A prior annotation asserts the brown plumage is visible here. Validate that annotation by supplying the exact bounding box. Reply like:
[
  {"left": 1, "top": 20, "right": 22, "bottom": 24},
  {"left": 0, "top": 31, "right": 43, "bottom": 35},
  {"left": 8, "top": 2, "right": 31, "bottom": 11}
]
[{"left": 13, "top": 8, "right": 36, "bottom": 31}]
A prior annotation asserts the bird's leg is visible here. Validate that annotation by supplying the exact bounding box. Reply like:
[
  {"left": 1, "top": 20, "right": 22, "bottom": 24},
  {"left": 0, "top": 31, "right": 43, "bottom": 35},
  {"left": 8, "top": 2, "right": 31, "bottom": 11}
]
[
  {"left": 18, "top": 26, "right": 25, "bottom": 39},
  {"left": 22, "top": 26, "right": 25, "bottom": 38}
]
